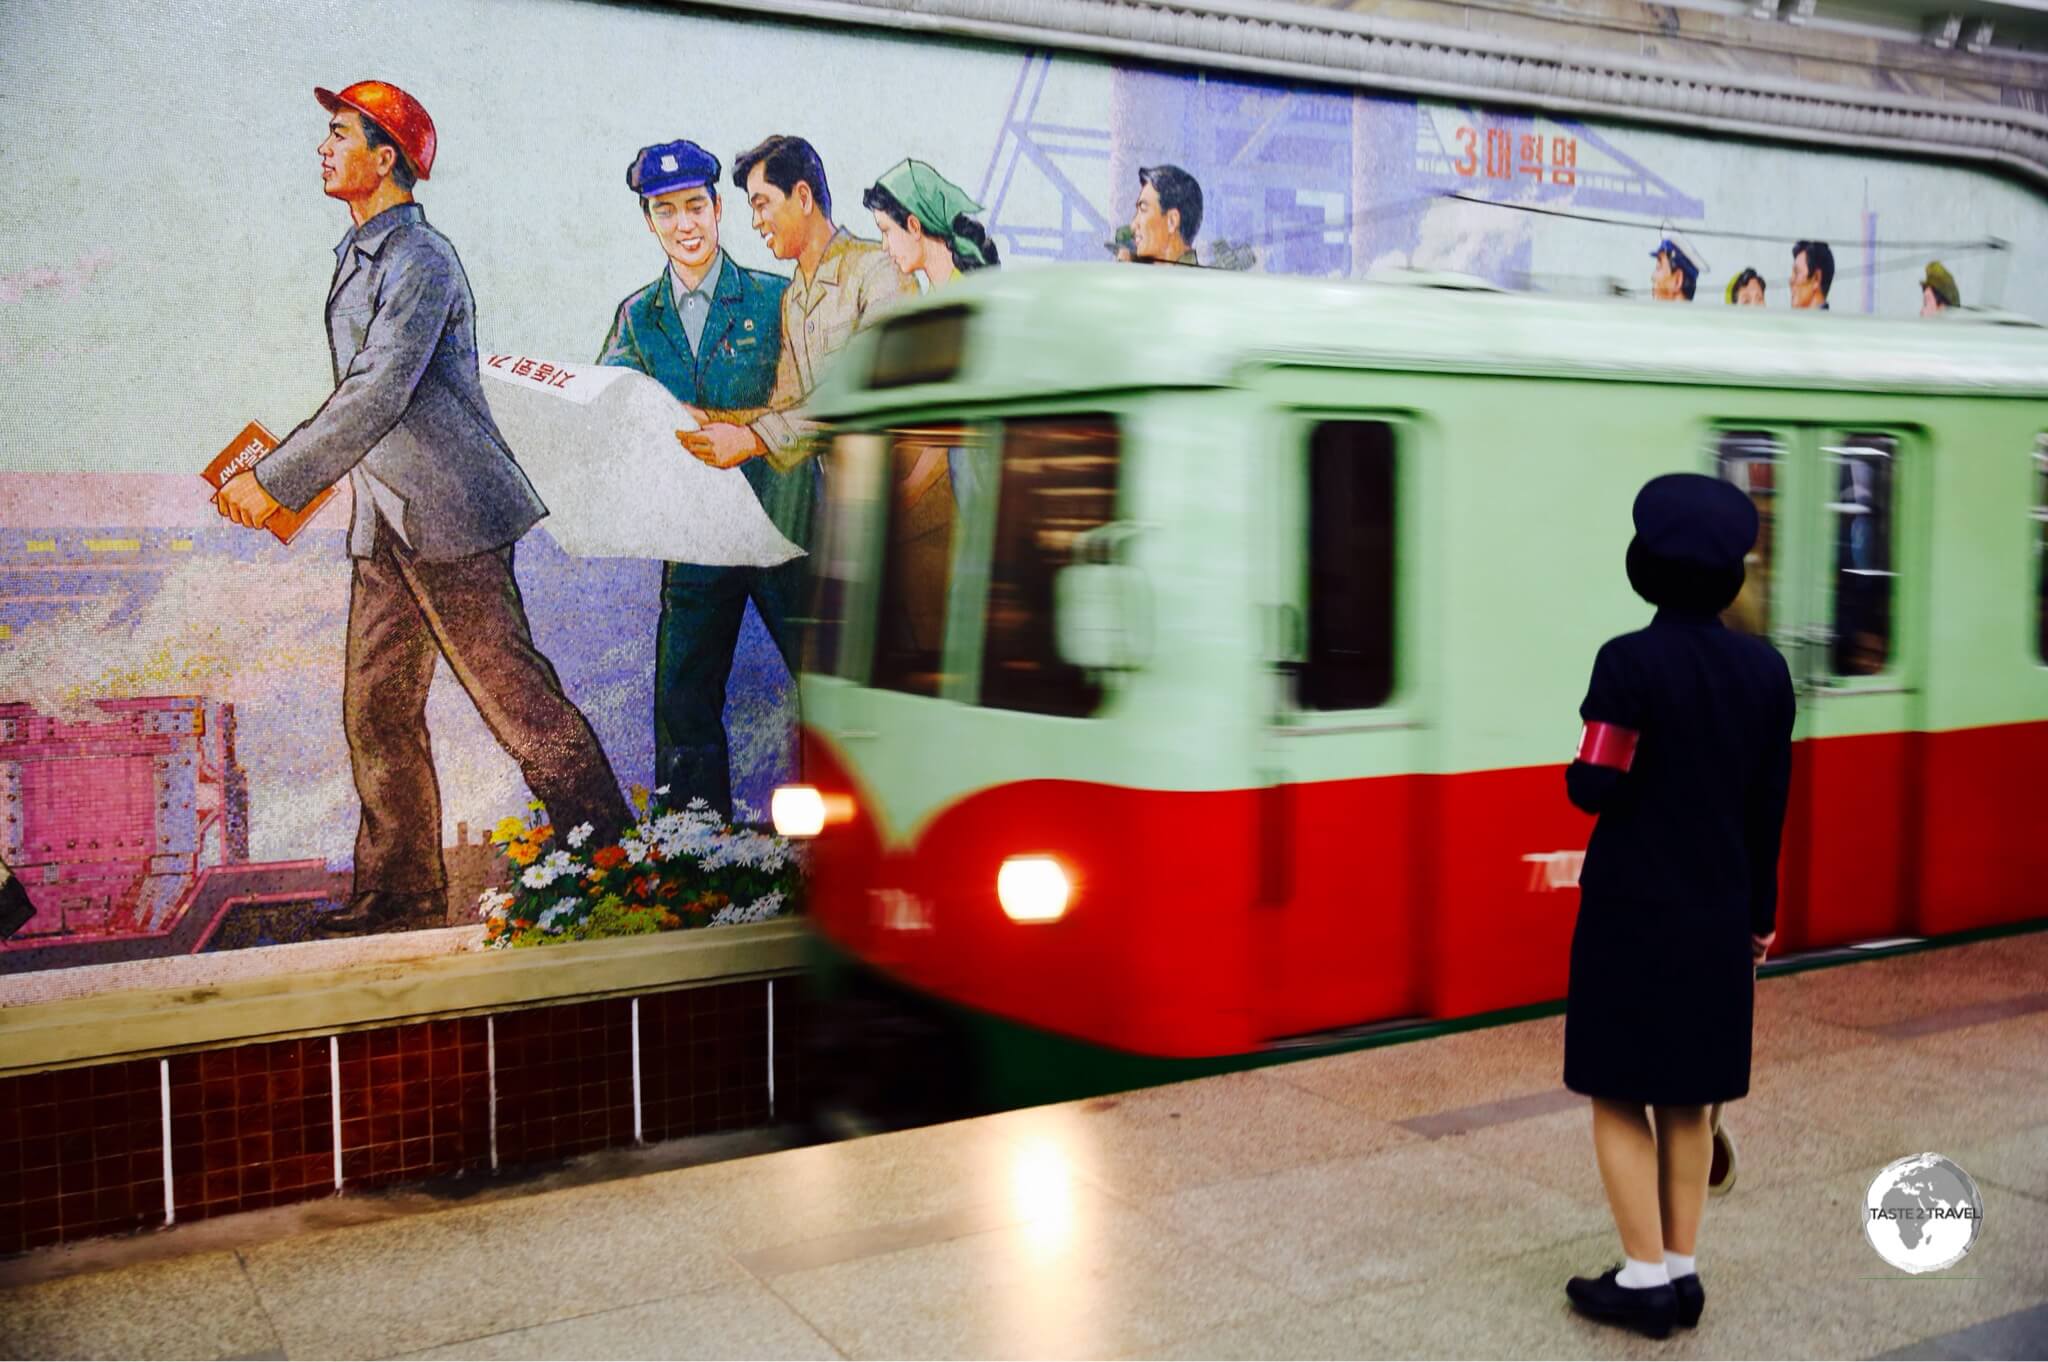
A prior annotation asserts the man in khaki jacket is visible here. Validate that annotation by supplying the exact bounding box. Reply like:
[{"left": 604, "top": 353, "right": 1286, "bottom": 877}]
[{"left": 679, "top": 134, "right": 912, "bottom": 537}]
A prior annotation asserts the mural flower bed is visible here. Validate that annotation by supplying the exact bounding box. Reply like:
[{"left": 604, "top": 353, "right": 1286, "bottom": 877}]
[{"left": 477, "top": 786, "right": 798, "bottom": 948}]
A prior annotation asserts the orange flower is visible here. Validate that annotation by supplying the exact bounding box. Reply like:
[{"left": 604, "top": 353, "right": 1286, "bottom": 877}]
[
  {"left": 592, "top": 845, "right": 627, "bottom": 870},
  {"left": 506, "top": 840, "right": 541, "bottom": 866},
  {"left": 658, "top": 881, "right": 681, "bottom": 900},
  {"left": 530, "top": 824, "right": 554, "bottom": 844}
]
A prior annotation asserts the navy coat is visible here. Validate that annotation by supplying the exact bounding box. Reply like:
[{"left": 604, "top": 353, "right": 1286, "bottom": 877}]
[{"left": 1562, "top": 609, "right": 1795, "bottom": 1105}]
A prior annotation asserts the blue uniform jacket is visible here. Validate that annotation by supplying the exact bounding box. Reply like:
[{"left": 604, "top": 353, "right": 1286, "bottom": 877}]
[{"left": 598, "top": 253, "right": 807, "bottom": 546}]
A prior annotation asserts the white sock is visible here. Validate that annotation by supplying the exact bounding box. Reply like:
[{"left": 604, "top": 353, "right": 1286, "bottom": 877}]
[
  {"left": 1616, "top": 1256, "right": 1671, "bottom": 1289},
  {"left": 1665, "top": 1251, "right": 1697, "bottom": 1280}
]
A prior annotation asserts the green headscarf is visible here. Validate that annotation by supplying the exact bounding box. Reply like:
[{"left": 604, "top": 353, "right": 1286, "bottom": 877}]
[{"left": 873, "top": 159, "right": 991, "bottom": 267}]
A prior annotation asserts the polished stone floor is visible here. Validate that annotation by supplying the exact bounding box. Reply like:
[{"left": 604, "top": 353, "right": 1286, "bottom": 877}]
[{"left": 4, "top": 934, "right": 2046, "bottom": 1360}]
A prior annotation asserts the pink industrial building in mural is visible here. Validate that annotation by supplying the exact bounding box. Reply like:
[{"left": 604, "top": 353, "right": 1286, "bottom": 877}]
[{"left": 0, "top": 696, "right": 251, "bottom": 944}]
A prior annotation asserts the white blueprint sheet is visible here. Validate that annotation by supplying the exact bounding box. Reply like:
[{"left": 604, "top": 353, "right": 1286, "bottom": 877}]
[{"left": 479, "top": 352, "right": 802, "bottom": 566}]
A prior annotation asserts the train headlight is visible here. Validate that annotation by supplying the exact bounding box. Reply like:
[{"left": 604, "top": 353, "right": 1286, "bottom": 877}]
[
  {"left": 772, "top": 786, "right": 825, "bottom": 838},
  {"left": 998, "top": 855, "right": 1071, "bottom": 923}
]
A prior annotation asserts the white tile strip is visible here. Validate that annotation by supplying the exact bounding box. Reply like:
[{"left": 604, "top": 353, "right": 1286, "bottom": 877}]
[
  {"left": 158, "top": 1058, "right": 175, "bottom": 1226},
  {"left": 630, "top": 997, "right": 644, "bottom": 1144},
  {"left": 767, "top": 979, "right": 777, "bottom": 1118},
  {"left": 486, "top": 1015, "right": 499, "bottom": 1172},
  {"left": 328, "top": 1036, "right": 343, "bottom": 1191}
]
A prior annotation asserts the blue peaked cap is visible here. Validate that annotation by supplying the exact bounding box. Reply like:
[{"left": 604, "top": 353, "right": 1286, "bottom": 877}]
[
  {"left": 1651, "top": 237, "right": 1698, "bottom": 282},
  {"left": 629, "top": 140, "right": 721, "bottom": 197},
  {"left": 1633, "top": 473, "right": 1757, "bottom": 572}
]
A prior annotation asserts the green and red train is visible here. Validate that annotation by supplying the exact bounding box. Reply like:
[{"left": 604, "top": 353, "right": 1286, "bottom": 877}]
[{"left": 771, "top": 266, "right": 2048, "bottom": 1107}]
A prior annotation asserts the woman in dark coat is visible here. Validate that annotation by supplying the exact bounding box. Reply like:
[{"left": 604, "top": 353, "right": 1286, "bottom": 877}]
[{"left": 1562, "top": 473, "right": 1795, "bottom": 1338}]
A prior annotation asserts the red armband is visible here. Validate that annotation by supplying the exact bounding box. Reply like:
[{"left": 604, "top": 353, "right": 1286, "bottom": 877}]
[{"left": 1575, "top": 721, "right": 1639, "bottom": 771}]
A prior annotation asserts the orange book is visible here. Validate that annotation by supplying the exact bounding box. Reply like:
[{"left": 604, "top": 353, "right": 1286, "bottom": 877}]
[{"left": 200, "top": 421, "right": 336, "bottom": 545}]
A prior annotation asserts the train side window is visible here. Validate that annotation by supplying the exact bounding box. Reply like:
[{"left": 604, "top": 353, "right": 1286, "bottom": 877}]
[
  {"left": 2035, "top": 435, "right": 2048, "bottom": 665},
  {"left": 806, "top": 431, "right": 887, "bottom": 681},
  {"left": 1299, "top": 421, "right": 1395, "bottom": 711},
  {"left": 1714, "top": 431, "right": 1781, "bottom": 638},
  {"left": 980, "top": 416, "right": 1121, "bottom": 717},
  {"left": 871, "top": 424, "right": 976, "bottom": 698},
  {"left": 1827, "top": 433, "right": 1899, "bottom": 676}
]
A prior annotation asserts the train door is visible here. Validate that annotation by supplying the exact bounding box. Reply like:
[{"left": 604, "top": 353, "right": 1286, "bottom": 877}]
[
  {"left": 1253, "top": 388, "right": 1429, "bottom": 1039},
  {"left": 1713, "top": 425, "right": 1921, "bottom": 950}
]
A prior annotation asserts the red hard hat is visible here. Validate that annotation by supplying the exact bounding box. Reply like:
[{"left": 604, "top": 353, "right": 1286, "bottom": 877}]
[{"left": 315, "top": 81, "right": 436, "bottom": 181}]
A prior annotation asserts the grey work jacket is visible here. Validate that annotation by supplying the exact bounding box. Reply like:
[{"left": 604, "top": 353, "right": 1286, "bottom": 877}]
[{"left": 256, "top": 203, "right": 546, "bottom": 560}]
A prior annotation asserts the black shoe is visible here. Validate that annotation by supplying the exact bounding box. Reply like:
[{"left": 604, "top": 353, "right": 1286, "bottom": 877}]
[
  {"left": 316, "top": 890, "right": 443, "bottom": 936},
  {"left": 1565, "top": 1267, "right": 1678, "bottom": 1340},
  {"left": 1672, "top": 1272, "right": 1704, "bottom": 1328}
]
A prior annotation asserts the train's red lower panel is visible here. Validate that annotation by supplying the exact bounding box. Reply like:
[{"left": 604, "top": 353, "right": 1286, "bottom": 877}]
[
  {"left": 1912, "top": 721, "right": 2048, "bottom": 935},
  {"left": 801, "top": 719, "right": 2048, "bottom": 1060}
]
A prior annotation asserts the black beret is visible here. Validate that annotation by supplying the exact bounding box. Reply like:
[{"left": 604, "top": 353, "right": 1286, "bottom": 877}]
[{"left": 1632, "top": 473, "right": 1757, "bottom": 572}]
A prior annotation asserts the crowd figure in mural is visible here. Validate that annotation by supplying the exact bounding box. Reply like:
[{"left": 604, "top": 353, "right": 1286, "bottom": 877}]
[
  {"left": 1120, "top": 164, "right": 1204, "bottom": 265},
  {"left": 1921, "top": 260, "right": 1961, "bottom": 315},
  {"left": 1654, "top": 236, "right": 1965, "bottom": 319},
  {"left": 1725, "top": 268, "right": 1765, "bottom": 306},
  {"left": 1791, "top": 240, "right": 1833, "bottom": 310},
  {"left": 1649, "top": 239, "right": 1697, "bottom": 302}
]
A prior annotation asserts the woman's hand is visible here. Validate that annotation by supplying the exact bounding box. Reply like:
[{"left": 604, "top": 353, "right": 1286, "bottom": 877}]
[{"left": 1751, "top": 931, "right": 1777, "bottom": 967}]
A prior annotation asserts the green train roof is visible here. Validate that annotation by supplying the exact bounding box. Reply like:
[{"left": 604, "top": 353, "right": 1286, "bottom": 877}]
[{"left": 811, "top": 264, "right": 2048, "bottom": 419}]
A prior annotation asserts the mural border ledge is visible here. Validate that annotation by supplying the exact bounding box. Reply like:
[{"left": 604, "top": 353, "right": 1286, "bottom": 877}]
[
  {"left": 682, "top": 0, "right": 2048, "bottom": 188},
  {"left": 0, "top": 919, "right": 806, "bottom": 1078}
]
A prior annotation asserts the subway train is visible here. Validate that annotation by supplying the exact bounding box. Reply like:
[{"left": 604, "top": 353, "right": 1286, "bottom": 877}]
[{"left": 769, "top": 265, "right": 2048, "bottom": 1113}]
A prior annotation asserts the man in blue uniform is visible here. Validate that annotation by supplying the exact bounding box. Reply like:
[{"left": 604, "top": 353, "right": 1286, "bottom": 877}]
[{"left": 598, "top": 140, "right": 792, "bottom": 816}]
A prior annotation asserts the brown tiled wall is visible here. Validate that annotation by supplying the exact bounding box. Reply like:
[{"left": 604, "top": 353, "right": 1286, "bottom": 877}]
[
  {"left": 0, "top": 1059, "right": 163, "bottom": 1254},
  {"left": 338, "top": 1018, "right": 491, "bottom": 1189},
  {"left": 168, "top": 1039, "right": 333, "bottom": 1224},
  {"left": 771, "top": 978, "right": 806, "bottom": 1117},
  {"left": 640, "top": 980, "right": 773, "bottom": 1140},
  {"left": 493, "top": 1000, "right": 636, "bottom": 1165},
  {"left": 0, "top": 976, "right": 802, "bottom": 1257}
]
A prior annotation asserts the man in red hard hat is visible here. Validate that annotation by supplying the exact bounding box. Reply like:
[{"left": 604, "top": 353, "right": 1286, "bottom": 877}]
[
  {"left": 315, "top": 81, "right": 439, "bottom": 185},
  {"left": 214, "top": 82, "right": 629, "bottom": 935}
]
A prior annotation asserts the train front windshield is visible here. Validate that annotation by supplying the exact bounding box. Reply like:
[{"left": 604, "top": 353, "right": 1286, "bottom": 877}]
[{"left": 804, "top": 417, "right": 1122, "bottom": 716}]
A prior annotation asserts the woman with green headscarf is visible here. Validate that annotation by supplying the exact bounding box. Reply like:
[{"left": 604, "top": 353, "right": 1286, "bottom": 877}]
[
  {"left": 863, "top": 160, "right": 1001, "bottom": 596},
  {"left": 863, "top": 158, "right": 1001, "bottom": 290}
]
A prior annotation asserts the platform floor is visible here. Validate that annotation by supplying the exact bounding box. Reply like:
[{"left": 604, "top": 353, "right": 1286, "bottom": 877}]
[{"left": 4, "top": 933, "right": 2046, "bottom": 1360}]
